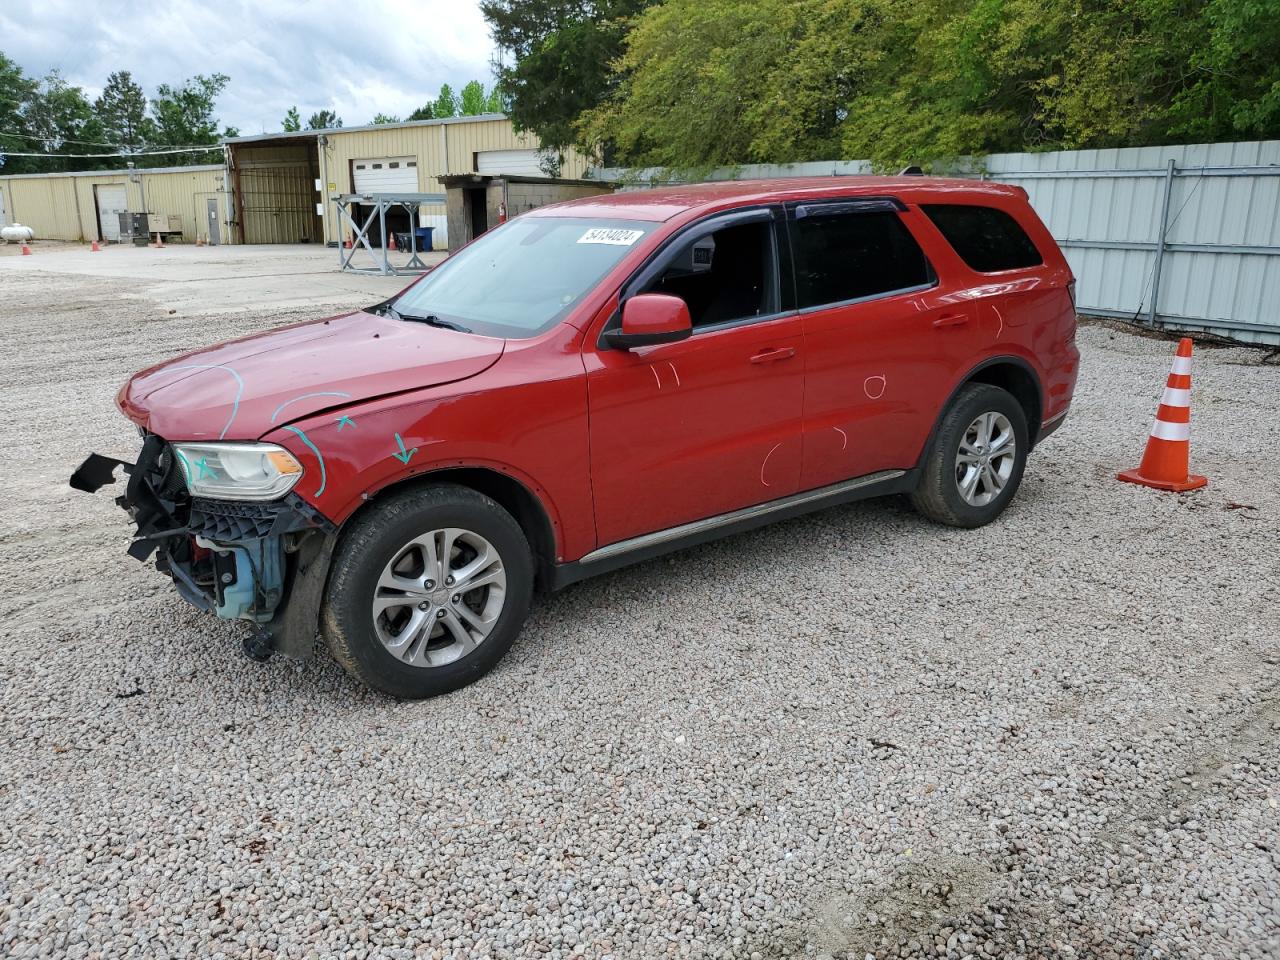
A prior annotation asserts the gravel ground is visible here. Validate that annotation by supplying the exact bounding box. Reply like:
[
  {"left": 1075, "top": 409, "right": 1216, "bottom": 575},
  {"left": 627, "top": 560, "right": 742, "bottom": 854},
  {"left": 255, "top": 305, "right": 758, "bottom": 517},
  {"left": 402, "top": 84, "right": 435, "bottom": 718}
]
[{"left": 1, "top": 268, "right": 1277, "bottom": 960}]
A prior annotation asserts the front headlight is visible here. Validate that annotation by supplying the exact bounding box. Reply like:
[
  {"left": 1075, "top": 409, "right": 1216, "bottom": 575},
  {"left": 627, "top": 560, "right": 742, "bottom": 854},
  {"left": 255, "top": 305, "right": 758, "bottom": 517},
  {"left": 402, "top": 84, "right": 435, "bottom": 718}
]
[{"left": 172, "top": 442, "right": 303, "bottom": 501}]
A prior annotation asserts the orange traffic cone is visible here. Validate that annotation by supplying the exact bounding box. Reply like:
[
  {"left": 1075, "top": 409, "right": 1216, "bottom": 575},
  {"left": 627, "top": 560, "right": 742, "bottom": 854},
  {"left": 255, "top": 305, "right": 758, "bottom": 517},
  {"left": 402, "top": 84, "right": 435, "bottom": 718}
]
[
  {"left": 149, "top": 232, "right": 165, "bottom": 249},
  {"left": 21, "top": 243, "right": 32, "bottom": 255},
  {"left": 343, "top": 236, "right": 352, "bottom": 249},
  {"left": 90, "top": 240, "right": 101, "bottom": 252},
  {"left": 1117, "top": 337, "right": 1207, "bottom": 492},
  {"left": 388, "top": 230, "right": 397, "bottom": 252}
]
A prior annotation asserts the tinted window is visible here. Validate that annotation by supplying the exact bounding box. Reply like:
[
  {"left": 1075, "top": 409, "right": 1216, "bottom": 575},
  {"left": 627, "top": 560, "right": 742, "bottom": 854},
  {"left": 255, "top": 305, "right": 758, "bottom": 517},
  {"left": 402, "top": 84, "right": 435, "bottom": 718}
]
[
  {"left": 922, "top": 203, "right": 1043, "bottom": 272},
  {"left": 644, "top": 221, "right": 776, "bottom": 328},
  {"left": 791, "top": 210, "right": 933, "bottom": 309}
]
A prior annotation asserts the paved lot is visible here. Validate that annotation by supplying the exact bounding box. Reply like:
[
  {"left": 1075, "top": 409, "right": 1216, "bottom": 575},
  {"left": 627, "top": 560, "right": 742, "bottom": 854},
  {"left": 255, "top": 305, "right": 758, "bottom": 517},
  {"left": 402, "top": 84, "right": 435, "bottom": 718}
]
[{"left": 1, "top": 248, "right": 1277, "bottom": 959}]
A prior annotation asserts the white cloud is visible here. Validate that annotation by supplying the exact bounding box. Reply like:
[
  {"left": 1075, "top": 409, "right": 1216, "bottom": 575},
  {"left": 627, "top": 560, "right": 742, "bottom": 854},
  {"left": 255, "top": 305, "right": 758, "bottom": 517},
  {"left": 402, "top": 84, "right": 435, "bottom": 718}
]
[{"left": 0, "top": 0, "right": 496, "bottom": 135}]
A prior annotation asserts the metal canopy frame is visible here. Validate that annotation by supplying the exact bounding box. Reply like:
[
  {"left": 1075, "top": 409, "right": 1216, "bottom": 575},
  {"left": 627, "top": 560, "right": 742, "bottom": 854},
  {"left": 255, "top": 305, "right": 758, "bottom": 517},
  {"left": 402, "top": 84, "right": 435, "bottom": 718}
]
[{"left": 334, "top": 192, "right": 445, "bottom": 276}]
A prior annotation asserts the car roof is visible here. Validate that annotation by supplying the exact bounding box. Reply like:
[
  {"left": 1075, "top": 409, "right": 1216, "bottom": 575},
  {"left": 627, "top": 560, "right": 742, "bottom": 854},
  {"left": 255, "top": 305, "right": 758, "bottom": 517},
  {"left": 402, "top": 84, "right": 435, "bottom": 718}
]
[{"left": 527, "top": 176, "right": 1025, "bottom": 222}]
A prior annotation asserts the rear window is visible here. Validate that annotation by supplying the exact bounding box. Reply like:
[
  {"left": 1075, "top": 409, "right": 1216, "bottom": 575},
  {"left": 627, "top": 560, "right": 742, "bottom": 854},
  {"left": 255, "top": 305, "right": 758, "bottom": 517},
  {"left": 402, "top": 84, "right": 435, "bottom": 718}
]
[
  {"left": 792, "top": 210, "right": 934, "bottom": 309},
  {"left": 921, "top": 203, "right": 1043, "bottom": 272}
]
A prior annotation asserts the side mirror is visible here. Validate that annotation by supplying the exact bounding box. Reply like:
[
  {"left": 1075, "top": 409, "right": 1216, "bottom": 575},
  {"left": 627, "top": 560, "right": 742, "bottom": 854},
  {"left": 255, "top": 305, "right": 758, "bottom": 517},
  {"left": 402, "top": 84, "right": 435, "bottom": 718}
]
[{"left": 604, "top": 293, "right": 693, "bottom": 350}]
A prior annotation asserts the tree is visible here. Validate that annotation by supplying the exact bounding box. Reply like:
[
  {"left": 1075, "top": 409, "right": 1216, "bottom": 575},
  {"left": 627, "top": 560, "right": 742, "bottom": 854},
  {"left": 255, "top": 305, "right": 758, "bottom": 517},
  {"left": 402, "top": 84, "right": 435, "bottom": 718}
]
[
  {"left": 150, "top": 73, "right": 233, "bottom": 164},
  {"left": 95, "top": 71, "right": 149, "bottom": 147},
  {"left": 306, "top": 109, "right": 342, "bottom": 130},
  {"left": 371, "top": 112, "right": 400, "bottom": 124},
  {"left": 485, "top": 85, "right": 505, "bottom": 114},
  {"left": 0, "top": 53, "right": 38, "bottom": 172},
  {"left": 579, "top": 0, "right": 856, "bottom": 170},
  {"left": 482, "top": 0, "right": 655, "bottom": 155},
  {"left": 282, "top": 106, "right": 301, "bottom": 132},
  {"left": 582, "top": 0, "right": 1280, "bottom": 171},
  {"left": 18, "top": 71, "right": 102, "bottom": 172},
  {"left": 459, "top": 80, "right": 488, "bottom": 116},
  {"left": 407, "top": 102, "right": 436, "bottom": 121},
  {"left": 432, "top": 84, "right": 459, "bottom": 119}
]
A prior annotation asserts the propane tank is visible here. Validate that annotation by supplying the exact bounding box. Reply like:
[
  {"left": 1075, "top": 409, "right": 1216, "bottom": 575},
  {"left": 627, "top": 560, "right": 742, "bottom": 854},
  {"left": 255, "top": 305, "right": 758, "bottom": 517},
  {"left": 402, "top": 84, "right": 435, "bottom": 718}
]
[{"left": 1, "top": 223, "right": 35, "bottom": 244}]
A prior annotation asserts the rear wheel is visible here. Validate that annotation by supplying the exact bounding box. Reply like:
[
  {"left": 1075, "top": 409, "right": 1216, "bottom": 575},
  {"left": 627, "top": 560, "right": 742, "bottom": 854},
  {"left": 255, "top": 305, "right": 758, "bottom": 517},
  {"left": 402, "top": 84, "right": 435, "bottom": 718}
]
[
  {"left": 322, "top": 484, "right": 533, "bottom": 699},
  {"left": 910, "top": 383, "right": 1028, "bottom": 528}
]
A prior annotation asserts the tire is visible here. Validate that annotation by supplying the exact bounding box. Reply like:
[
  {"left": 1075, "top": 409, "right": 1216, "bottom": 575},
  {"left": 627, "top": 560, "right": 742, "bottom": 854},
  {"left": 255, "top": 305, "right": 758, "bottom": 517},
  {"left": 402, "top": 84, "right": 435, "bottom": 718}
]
[
  {"left": 322, "top": 483, "right": 533, "bottom": 699},
  {"left": 910, "top": 383, "right": 1029, "bottom": 528}
]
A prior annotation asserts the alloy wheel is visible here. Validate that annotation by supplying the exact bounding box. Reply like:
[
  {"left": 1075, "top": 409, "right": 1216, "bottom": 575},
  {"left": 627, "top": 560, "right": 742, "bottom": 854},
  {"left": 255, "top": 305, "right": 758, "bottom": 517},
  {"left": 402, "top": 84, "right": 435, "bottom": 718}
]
[
  {"left": 955, "top": 411, "right": 1016, "bottom": 507},
  {"left": 372, "top": 527, "right": 507, "bottom": 668}
]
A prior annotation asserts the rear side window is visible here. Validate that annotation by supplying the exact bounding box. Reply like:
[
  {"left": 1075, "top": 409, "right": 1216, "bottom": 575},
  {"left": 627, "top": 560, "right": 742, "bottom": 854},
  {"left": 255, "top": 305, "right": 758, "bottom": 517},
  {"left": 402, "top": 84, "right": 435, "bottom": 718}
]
[
  {"left": 922, "top": 204, "right": 1043, "bottom": 272},
  {"left": 791, "top": 210, "right": 934, "bottom": 309}
]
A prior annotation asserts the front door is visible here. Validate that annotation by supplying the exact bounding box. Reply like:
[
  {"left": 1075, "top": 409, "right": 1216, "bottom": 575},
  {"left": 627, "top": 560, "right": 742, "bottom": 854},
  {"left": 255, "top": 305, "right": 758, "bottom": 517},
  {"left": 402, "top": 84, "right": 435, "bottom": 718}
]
[
  {"left": 206, "top": 198, "right": 220, "bottom": 245},
  {"left": 791, "top": 201, "right": 977, "bottom": 489},
  {"left": 585, "top": 209, "right": 805, "bottom": 548}
]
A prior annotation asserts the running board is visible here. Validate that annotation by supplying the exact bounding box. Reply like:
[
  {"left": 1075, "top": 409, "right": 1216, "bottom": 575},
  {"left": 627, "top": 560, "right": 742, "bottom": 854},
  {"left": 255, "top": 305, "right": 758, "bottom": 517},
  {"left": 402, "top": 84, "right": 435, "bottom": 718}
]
[{"left": 551, "top": 469, "right": 913, "bottom": 590}]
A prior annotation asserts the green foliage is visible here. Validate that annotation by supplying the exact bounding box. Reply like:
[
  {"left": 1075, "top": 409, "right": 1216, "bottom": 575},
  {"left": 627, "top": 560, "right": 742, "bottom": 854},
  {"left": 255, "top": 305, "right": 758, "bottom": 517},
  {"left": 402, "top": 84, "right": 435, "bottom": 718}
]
[
  {"left": 371, "top": 113, "right": 400, "bottom": 124},
  {"left": 482, "top": 0, "right": 656, "bottom": 156},
  {"left": 95, "top": 71, "right": 149, "bottom": 146},
  {"left": 459, "top": 80, "right": 488, "bottom": 116},
  {"left": 432, "top": 84, "right": 459, "bottom": 119},
  {"left": 407, "top": 103, "right": 436, "bottom": 121},
  {"left": 306, "top": 109, "right": 342, "bottom": 130},
  {"left": 150, "top": 73, "right": 233, "bottom": 164},
  {"left": 282, "top": 106, "right": 302, "bottom": 131},
  {"left": 579, "top": 0, "right": 1280, "bottom": 171}
]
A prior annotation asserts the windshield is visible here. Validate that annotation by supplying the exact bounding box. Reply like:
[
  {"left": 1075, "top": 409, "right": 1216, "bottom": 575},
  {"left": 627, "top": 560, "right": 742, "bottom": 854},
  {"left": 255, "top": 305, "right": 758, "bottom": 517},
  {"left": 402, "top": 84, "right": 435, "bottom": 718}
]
[{"left": 392, "top": 216, "right": 656, "bottom": 338}]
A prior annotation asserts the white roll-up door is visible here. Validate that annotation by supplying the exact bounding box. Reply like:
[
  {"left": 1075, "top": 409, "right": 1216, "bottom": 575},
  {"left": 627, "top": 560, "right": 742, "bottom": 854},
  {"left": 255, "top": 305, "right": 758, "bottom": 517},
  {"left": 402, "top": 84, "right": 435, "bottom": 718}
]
[
  {"left": 476, "top": 149, "right": 543, "bottom": 176},
  {"left": 95, "top": 184, "right": 128, "bottom": 241},
  {"left": 353, "top": 157, "right": 418, "bottom": 193}
]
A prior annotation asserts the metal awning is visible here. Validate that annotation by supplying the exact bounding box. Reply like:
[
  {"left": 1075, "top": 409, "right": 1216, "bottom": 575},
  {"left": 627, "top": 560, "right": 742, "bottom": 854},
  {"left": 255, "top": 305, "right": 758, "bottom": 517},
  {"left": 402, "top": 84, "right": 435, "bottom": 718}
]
[{"left": 334, "top": 192, "right": 445, "bottom": 276}]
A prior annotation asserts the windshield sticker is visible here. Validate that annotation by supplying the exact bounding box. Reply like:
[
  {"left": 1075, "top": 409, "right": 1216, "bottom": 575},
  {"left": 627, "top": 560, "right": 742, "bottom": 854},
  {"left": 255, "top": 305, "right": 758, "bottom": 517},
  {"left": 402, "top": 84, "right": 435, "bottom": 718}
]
[{"left": 577, "top": 228, "right": 645, "bottom": 246}]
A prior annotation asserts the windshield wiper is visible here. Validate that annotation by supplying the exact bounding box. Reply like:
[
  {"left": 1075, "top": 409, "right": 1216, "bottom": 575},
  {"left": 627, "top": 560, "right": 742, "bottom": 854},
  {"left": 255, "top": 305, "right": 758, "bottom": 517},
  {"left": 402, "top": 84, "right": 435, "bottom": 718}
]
[{"left": 391, "top": 308, "right": 472, "bottom": 333}]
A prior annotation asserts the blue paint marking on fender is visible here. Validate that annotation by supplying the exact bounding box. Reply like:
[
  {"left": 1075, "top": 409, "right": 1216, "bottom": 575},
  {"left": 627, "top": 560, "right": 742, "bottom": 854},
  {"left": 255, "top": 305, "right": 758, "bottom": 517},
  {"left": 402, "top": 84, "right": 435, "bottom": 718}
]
[
  {"left": 282, "top": 425, "right": 327, "bottom": 497},
  {"left": 336, "top": 414, "right": 356, "bottom": 430},
  {"left": 195, "top": 456, "right": 216, "bottom": 479},
  {"left": 270, "top": 390, "right": 353, "bottom": 425},
  {"left": 170, "top": 364, "right": 244, "bottom": 440},
  {"left": 392, "top": 433, "right": 418, "bottom": 465}
]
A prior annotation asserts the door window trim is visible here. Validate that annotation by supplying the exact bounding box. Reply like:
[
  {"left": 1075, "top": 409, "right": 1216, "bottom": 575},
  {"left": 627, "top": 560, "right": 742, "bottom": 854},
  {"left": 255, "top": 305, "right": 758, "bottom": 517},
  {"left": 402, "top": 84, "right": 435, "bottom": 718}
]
[
  {"left": 598, "top": 205, "right": 790, "bottom": 347},
  {"left": 785, "top": 202, "right": 939, "bottom": 312}
]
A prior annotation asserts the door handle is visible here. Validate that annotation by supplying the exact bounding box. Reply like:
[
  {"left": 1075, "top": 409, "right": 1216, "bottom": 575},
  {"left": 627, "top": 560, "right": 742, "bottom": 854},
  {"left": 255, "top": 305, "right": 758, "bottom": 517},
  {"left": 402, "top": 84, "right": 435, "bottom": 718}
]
[
  {"left": 932, "top": 313, "right": 970, "bottom": 328},
  {"left": 749, "top": 346, "right": 796, "bottom": 364}
]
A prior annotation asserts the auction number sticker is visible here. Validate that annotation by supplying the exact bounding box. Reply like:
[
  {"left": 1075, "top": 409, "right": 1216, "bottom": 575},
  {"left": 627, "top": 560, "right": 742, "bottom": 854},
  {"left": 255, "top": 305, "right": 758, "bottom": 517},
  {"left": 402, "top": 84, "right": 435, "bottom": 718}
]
[{"left": 578, "top": 228, "right": 645, "bottom": 246}]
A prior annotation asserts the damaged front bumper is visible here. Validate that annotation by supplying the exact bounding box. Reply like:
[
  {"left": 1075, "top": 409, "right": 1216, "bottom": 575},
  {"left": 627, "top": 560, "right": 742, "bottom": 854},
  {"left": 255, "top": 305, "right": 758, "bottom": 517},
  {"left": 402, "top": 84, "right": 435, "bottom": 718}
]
[{"left": 70, "top": 434, "right": 336, "bottom": 659}]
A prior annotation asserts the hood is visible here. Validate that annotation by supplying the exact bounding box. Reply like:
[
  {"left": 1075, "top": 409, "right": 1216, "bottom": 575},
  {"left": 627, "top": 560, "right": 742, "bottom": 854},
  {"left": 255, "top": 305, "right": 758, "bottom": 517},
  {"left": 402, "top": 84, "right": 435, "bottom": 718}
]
[{"left": 119, "top": 310, "right": 505, "bottom": 440}]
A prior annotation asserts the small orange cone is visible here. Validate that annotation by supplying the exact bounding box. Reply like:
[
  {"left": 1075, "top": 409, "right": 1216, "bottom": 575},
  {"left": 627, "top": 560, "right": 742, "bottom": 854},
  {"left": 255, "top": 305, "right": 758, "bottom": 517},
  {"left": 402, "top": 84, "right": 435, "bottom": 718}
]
[
  {"left": 21, "top": 243, "right": 32, "bottom": 255},
  {"left": 387, "top": 230, "right": 397, "bottom": 252},
  {"left": 149, "top": 232, "right": 165, "bottom": 248},
  {"left": 90, "top": 240, "right": 101, "bottom": 252},
  {"left": 1117, "top": 337, "right": 1207, "bottom": 492}
]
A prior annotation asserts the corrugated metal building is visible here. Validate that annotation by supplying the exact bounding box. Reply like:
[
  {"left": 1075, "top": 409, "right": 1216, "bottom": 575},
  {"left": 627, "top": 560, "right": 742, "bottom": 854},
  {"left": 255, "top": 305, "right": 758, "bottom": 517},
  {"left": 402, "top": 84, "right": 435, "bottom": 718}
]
[
  {"left": 0, "top": 115, "right": 587, "bottom": 250},
  {"left": 225, "top": 114, "right": 590, "bottom": 250},
  {"left": 0, "top": 164, "right": 225, "bottom": 244}
]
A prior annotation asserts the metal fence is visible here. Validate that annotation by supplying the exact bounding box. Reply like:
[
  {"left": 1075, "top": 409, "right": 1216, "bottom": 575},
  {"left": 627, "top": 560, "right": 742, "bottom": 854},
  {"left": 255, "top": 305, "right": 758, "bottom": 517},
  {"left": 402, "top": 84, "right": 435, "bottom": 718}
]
[
  {"left": 984, "top": 141, "right": 1280, "bottom": 346},
  {"left": 590, "top": 140, "right": 1280, "bottom": 345}
]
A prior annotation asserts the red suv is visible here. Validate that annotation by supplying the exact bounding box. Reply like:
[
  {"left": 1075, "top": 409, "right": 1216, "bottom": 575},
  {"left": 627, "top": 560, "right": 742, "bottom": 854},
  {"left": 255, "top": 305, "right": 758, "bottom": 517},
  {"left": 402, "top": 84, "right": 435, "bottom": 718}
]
[{"left": 73, "top": 177, "right": 1078, "bottom": 698}]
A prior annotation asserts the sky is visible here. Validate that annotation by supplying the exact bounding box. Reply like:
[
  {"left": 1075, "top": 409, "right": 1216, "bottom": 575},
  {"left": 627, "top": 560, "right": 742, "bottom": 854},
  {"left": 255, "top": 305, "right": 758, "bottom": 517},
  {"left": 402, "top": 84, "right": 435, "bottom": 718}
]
[{"left": 1, "top": 0, "right": 498, "bottom": 136}]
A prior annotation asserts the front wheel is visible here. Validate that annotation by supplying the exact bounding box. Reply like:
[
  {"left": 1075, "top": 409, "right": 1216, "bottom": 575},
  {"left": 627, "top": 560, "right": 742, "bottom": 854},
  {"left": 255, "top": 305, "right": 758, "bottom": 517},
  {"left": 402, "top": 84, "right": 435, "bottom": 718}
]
[
  {"left": 910, "top": 383, "right": 1029, "bottom": 528},
  {"left": 322, "top": 484, "right": 533, "bottom": 699}
]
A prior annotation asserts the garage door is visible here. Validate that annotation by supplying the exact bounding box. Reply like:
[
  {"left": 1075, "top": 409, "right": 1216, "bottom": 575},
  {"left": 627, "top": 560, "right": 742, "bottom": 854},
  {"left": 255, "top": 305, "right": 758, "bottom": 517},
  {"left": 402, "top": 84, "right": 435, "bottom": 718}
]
[
  {"left": 95, "top": 184, "right": 128, "bottom": 241},
  {"left": 353, "top": 157, "right": 418, "bottom": 194},
  {"left": 476, "top": 149, "right": 543, "bottom": 176}
]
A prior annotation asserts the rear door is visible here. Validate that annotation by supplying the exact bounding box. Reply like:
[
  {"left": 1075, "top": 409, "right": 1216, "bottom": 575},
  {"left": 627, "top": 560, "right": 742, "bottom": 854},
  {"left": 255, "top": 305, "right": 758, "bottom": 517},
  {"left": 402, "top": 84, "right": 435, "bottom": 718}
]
[
  {"left": 791, "top": 200, "right": 981, "bottom": 489},
  {"left": 94, "top": 184, "right": 128, "bottom": 242},
  {"left": 585, "top": 208, "right": 805, "bottom": 547}
]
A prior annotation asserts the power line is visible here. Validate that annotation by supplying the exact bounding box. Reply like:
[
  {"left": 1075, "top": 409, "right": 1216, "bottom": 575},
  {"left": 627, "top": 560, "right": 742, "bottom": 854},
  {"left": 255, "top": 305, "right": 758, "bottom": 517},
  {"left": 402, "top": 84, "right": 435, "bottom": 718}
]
[
  {"left": 0, "top": 129, "right": 189, "bottom": 149},
  {"left": 0, "top": 145, "right": 223, "bottom": 158}
]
